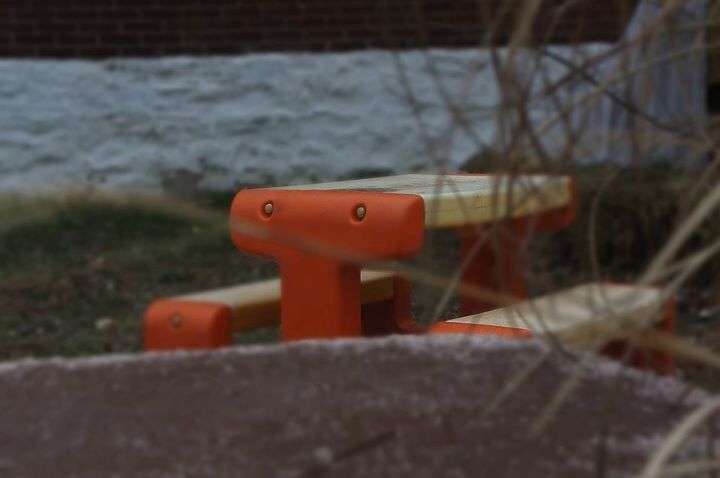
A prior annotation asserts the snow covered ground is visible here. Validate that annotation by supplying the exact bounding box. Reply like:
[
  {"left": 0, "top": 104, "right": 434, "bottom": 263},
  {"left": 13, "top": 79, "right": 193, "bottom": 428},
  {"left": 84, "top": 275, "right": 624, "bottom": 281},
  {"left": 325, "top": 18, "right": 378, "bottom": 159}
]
[{"left": 0, "top": 47, "right": 609, "bottom": 192}]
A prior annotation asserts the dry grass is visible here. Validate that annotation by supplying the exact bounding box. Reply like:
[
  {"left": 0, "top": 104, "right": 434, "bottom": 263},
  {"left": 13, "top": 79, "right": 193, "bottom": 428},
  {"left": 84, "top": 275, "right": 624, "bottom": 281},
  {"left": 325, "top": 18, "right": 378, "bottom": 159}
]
[{"left": 0, "top": 190, "right": 277, "bottom": 359}]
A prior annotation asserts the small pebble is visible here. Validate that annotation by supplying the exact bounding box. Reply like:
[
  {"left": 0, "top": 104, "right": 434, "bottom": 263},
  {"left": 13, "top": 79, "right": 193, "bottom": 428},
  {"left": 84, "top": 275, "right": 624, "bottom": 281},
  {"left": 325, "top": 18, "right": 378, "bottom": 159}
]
[
  {"left": 95, "top": 317, "right": 116, "bottom": 333},
  {"left": 88, "top": 256, "right": 106, "bottom": 271},
  {"left": 699, "top": 306, "right": 720, "bottom": 320}
]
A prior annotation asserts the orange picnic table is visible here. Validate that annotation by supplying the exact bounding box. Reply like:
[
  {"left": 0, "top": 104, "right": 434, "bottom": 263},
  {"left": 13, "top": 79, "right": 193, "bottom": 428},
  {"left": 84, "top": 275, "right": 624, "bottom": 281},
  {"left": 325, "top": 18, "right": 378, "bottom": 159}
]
[{"left": 229, "top": 173, "right": 577, "bottom": 341}]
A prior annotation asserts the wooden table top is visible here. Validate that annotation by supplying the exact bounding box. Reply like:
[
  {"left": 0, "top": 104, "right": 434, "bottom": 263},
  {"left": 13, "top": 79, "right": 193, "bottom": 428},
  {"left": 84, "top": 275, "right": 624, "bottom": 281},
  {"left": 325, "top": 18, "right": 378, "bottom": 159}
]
[{"left": 277, "top": 174, "right": 572, "bottom": 228}]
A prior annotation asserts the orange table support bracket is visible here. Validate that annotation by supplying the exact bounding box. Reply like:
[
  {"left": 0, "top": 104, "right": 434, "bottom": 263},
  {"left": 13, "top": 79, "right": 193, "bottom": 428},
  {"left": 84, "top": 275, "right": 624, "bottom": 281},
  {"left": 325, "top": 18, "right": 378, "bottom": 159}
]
[
  {"left": 362, "top": 277, "right": 423, "bottom": 335},
  {"left": 230, "top": 189, "right": 425, "bottom": 341},
  {"left": 456, "top": 222, "right": 530, "bottom": 315},
  {"left": 456, "top": 178, "right": 578, "bottom": 315}
]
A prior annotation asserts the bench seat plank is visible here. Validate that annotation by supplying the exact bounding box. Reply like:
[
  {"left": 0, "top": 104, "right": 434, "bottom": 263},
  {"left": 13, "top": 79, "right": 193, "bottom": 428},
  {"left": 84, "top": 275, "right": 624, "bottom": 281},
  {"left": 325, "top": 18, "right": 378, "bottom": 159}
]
[
  {"left": 434, "top": 283, "right": 665, "bottom": 348},
  {"left": 175, "top": 270, "right": 395, "bottom": 332}
]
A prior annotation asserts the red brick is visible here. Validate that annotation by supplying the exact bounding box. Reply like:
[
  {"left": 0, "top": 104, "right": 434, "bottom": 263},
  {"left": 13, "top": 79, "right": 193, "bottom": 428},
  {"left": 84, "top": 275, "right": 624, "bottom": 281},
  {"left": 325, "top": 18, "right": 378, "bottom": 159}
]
[{"left": 0, "top": 0, "right": 638, "bottom": 58}]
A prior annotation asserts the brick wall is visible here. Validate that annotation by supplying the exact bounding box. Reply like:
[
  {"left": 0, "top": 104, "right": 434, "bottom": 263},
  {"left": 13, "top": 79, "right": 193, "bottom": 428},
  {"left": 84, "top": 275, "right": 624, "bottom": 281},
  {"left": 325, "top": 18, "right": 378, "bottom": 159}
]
[
  {"left": 0, "top": 0, "right": 638, "bottom": 58},
  {"left": 708, "top": 0, "right": 720, "bottom": 113}
]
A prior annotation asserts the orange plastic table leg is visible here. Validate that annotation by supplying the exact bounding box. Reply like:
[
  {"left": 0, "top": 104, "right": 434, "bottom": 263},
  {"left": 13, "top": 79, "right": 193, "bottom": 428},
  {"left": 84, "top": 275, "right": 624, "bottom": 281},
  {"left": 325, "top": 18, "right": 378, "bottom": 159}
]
[
  {"left": 601, "top": 298, "right": 677, "bottom": 375},
  {"left": 361, "top": 276, "right": 423, "bottom": 335},
  {"left": 454, "top": 187, "right": 578, "bottom": 316},
  {"left": 280, "top": 253, "right": 362, "bottom": 340},
  {"left": 456, "top": 222, "right": 529, "bottom": 315}
]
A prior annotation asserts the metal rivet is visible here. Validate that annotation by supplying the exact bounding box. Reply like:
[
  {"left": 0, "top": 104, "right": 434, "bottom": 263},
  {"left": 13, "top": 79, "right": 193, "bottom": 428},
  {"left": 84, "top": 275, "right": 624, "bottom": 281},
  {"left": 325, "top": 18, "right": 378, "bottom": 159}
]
[
  {"left": 355, "top": 205, "right": 366, "bottom": 220},
  {"left": 263, "top": 202, "right": 274, "bottom": 216},
  {"left": 170, "top": 314, "right": 183, "bottom": 328}
]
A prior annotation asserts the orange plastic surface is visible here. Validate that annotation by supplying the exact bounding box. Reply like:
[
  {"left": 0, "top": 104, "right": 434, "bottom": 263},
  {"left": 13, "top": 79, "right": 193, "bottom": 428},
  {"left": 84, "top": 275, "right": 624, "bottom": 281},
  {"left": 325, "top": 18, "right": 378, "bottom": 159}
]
[
  {"left": 230, "top": 189, "right": 425, "bottom": 341},
  {"left": 230, "top": 189, "right": 424, "bottom": 260},
  {"left": 531, "top": 176, "right": 578, "bottom": 231},
  {"left": 362, "top": 277, "right": 423, "bottom": 335},
  {"left": 601, "top": 297, "right": 677, "bottom": 375},
  {"left": 456, "top": 223, "right": 529, "bottom": 315},
  {"left": 144, "top": 299, "right": 232, "bottom": 350},
  {"left": 428, "top": 321, "right": 533, "bottom": 338}
]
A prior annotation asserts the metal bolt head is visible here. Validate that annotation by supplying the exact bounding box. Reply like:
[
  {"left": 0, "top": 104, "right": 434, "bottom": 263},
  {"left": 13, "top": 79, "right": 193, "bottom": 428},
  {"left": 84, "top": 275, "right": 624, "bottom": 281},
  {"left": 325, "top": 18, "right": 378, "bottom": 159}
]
[
  {"left": 263, "top": 202, "right": 274, "bottom": 216},
  {"left": 355, "top": 205, "right": 366, "bottom": 220},
  {"left": 170, "top": 314, "right": 183, "bottom": 328}
]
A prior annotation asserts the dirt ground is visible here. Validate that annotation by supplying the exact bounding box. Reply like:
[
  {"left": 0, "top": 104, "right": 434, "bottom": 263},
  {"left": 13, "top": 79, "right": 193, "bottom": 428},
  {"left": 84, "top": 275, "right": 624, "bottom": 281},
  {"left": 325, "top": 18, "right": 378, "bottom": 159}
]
[{"left": 0, "top": 335, "right": 710, "bottom": 478}]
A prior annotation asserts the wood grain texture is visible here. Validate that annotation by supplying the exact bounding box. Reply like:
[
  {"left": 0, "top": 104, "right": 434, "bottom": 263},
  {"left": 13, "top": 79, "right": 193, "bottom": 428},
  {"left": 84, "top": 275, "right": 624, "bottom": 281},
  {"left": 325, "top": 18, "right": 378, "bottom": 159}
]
[
  {"left": 280, "top": 174, "right": 572, "bottom": 228},
  {"left": 446, "top": 283, "right": 665, "bottom": 347}
]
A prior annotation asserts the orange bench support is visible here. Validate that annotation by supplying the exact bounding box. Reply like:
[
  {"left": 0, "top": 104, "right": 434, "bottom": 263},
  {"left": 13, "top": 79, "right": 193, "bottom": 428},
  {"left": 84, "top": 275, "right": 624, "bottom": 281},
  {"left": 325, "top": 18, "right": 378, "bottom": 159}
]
[
  {"left": 143, "top": 271, "right": 410, "bottom": 351},
  {"left": 230, "top": 190, "right": 425, "bottom": 341}
]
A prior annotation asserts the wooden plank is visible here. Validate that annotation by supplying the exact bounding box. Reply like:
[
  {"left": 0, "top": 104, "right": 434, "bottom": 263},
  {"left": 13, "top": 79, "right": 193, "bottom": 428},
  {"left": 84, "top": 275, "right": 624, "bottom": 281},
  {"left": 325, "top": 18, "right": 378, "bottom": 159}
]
[
  {"left": 444, "top": 283, "right": 665, "bottom": 348},
  {"left": 176, "top": 270, "right": 395, "bottom": 332},
  {"left": 279, "top": 174, "right": 572, "bottom": 228}
]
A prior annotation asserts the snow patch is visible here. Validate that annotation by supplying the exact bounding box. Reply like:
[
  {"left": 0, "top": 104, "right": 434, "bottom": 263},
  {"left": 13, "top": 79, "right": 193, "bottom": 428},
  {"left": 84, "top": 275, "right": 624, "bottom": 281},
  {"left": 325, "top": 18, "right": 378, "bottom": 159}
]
[{"left": 0, "top": 47, "right": 611, "bottom": 192}]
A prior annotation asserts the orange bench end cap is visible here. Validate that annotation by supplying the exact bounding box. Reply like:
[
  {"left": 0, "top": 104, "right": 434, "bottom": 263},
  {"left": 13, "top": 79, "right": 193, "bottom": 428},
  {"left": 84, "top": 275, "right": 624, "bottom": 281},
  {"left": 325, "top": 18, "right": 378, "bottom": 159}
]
[{"left": 143, "top": 299, "right": 233, "bottom": 351}]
